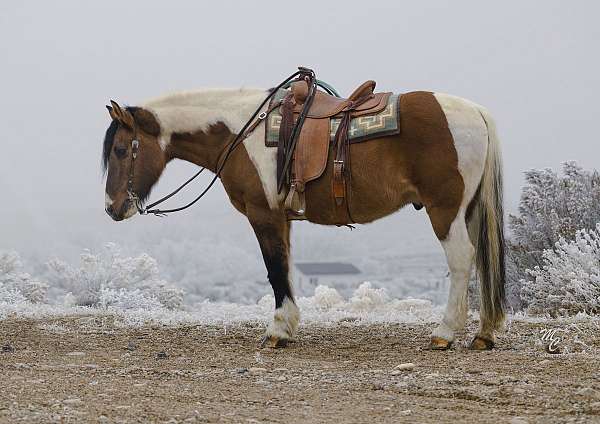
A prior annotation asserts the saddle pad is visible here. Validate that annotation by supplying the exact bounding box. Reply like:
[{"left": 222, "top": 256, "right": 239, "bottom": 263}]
[{"left": 265, "top": 89, "right": 401, "bottom": 147}]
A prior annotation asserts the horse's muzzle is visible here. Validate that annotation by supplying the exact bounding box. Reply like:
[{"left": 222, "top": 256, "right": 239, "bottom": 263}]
[{"left": 105, "top": 199, "right": 136, "bottom": 221}]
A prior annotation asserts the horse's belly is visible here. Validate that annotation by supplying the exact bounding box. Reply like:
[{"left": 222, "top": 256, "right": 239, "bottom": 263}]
[{"left": 302, "top": 138, "right": 417, "bottom": 225}]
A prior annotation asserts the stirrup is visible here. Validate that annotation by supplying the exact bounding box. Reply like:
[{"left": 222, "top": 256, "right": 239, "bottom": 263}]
[{"left": 284, "top": 183, "right": 306, "bottom": 217}]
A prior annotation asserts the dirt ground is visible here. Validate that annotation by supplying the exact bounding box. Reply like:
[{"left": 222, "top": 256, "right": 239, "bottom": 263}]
[{"left": 1, "top": 316, "right": 599, "bottom": 424}]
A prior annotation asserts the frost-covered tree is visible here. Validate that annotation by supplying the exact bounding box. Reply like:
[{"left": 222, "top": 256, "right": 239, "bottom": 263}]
[
  {"left": 46, "top": 243, "right": 184, "bottom": 310},
  {"left": 507, "top": 161, "right": 600, "bottom": 309},
  {"left": 521, "top": 225, "right": 600, "bottom": 316},
  {"left": 0, "top": 251, "right": 47, "bottom": 303}
]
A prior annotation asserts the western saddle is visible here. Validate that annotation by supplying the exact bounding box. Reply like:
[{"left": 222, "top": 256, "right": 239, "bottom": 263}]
[{"left": 275, "top": 69, "right": 392, "bottom": 223}]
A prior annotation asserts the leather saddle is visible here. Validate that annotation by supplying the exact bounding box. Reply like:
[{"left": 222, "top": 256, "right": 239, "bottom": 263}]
[
  {"left": 278, "top": 79, "right": 391, "bottom": 223},
  {"left": 291, "top": 80, "right": 388, "bottom": 117}
]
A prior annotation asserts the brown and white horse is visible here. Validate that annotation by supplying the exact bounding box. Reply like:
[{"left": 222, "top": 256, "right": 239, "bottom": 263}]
[{"left": 103, "top": 87, "right": 505, "bottom": 350}]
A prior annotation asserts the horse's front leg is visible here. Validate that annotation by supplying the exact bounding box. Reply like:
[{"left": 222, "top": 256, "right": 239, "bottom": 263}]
[{"left": 247, "top": 206, "right": 299, "bottom": 348}]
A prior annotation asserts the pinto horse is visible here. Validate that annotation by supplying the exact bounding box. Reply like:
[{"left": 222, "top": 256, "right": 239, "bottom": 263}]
[{"left": 102, "top": 86, "right": 505, "bottom": 350}]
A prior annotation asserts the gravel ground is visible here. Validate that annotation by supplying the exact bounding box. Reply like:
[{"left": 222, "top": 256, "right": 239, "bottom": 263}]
[{"left": 1, "top": 316, "right": 599, "bottom": 423}]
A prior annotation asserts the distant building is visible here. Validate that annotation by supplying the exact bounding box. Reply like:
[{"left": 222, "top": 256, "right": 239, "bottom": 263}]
[{"left": 294, "top": 262, "right": 362, "bottom": 293}]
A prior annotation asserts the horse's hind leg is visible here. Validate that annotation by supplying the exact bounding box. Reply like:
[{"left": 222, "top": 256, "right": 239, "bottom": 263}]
[
  {"left": 246, "top": 206, "right": 299, "bottom": 348},
  {"left": 429, "top": 209, "right": 474, "bottom": 350}
]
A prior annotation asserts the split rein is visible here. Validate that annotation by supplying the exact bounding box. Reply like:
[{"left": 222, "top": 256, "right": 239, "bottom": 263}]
[{"left": 127, "top": 67, "right": 319, "bottom": 217}]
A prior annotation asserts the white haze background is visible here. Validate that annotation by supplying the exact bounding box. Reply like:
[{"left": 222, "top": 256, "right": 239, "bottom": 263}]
[{"left": 1, "top": 2, "right": 599, "bottom": 316}]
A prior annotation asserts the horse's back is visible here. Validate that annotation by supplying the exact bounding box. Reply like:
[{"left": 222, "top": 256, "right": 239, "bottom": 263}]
[{"left": 303, "top": 91, "right": 490, "bottom": 234}]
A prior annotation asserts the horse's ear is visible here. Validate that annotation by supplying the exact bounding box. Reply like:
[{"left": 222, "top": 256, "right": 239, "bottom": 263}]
[
  {"left": 109, "top": 100, "right": 134, "bottom": 129},
  {"left": 110, "top": 100, "right": 123, "bottom": 116},
  {"left": 106, "top": 105, "right": 119, "bottom": 121},
  {"left": 120, "top": 109, "right": 135, "bottom": 129}
]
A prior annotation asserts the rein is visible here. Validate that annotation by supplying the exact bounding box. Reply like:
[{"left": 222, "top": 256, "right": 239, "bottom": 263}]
[{"left": 128, "top": 67, "right": 319, "bottom": 217}]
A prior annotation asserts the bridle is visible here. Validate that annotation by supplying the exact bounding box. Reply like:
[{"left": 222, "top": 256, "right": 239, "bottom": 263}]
[
  {"left": 126, "top": 137, "right": 144, "bottom": 212},
  {"left": 124, "top": 67, "right": 322, "bottom": 217}
]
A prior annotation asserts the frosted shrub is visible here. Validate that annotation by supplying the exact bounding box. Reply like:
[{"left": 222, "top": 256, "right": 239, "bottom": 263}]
[
  {"left": 312, "top": 285, "right": 344, "bottom": 310},
  {"left": 509, "top": 162, "right": 600, "bottom": 277},
  {"left": 521, "top": 225, "right": 600, "bottom": 316},
  {"left": 0, "top": 251, "right": 47, "bottom": 303},
  {"left": 47, "top": 243, "right": 184, "bottom": 310},
  {"left": 507, "top": 162, "right": 600, "bottom": 310},
  {"left": 350, "top": 281, "right": 391, "bottom": 311}
]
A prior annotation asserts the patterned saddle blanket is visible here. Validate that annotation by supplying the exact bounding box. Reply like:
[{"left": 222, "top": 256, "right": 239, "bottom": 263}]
[{"left": 265, "top": 88, "right": 401, "bottom": 147}]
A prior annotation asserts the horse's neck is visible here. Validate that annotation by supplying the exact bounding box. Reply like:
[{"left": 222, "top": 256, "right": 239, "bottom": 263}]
[
  {"left": 165, "top": 125, "right": 232, "bottom": 173},
  {"left": 144, "top": 88, "right": 267, "bottom": 172}
]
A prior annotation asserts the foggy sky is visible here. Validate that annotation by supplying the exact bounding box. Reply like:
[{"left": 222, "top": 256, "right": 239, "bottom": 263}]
[{"left": 1, "top": 1, "right": 599, "bottom": 254}]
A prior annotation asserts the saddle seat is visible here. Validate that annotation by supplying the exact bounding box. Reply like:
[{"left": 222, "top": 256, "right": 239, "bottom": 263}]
[{"left": 291, "top": 80, "right": 388, "bottom": 118}]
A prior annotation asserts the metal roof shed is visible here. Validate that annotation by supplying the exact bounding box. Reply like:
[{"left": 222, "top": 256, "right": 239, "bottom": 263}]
[{"left": 295, "top": 262, "right": 361, "bottom": 276}]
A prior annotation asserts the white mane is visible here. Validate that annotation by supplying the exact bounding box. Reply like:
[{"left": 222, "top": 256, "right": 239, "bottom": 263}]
[{"left": 141, "top": 88, "right": 267, "bottom": 149}]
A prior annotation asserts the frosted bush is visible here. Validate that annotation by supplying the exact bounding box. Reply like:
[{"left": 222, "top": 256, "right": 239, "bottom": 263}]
[
  {"left": 312, "top": 285, "right": 345, "bottom": 310},
  {"left": 521, "top": 225, "right": 600, "bottom": 316},
  {"left": 0, "top": 251, "right": 47, "bottom": 303},
  {"left": 506, "top": 162, "right": 600, "bottom": 310},
  {"left": 97, "top": 287, "right": 165, "bottom": 311},
  {"left": 138, "top": 236, "right": 266, "bottom": 304},
  {"left": 508, "top": 162, "right": 600, "bottom": 281},
  {"left": 47, "top": 243, "right": 183, "bottom": 310},
  {"left": 349, "top": 281, "right": 391, "bottom": 311}
]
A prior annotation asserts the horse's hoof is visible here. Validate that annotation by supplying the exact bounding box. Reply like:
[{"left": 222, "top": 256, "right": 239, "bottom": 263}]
[
  {"left": 469, "top": 336, "right": 495, "bottom": 350},
  {"left": 429, "top": 337, "right": 452, "bottom": 350},
  {"left": 259, "top": 335, "right": 289, "bottom": 349}
]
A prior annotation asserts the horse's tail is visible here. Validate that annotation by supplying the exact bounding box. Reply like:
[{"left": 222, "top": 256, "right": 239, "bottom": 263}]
[{"left": 468, "top": 107, "right": 506, "bottom": 331}]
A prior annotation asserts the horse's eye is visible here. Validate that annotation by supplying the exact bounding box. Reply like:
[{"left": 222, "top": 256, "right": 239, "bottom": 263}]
[{"left": 114, "top": 146, "right": 128, "bottom": 159}]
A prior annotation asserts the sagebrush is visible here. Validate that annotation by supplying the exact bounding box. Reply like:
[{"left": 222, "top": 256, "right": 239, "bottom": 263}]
[
  {"left": 509, "top": 162, "right": 600, "bottom": 309},
  {"left": 47, "top": 243, "right": 184, "bottom": 310},
  {"left": 521, "top": 225, "right": 600, "bottom": 316},
  {"left": 0, "top": 251, "right": 47, "bottom": 303}
]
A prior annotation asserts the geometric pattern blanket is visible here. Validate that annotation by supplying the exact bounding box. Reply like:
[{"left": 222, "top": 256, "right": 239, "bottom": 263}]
[{"left": 265, "top": 88, "right": 401, "bottom": 147}]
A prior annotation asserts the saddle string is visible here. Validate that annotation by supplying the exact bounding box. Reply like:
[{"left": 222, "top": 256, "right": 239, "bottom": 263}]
[{"left": 137, "top": 68, "right": 316, "bottom": 216}]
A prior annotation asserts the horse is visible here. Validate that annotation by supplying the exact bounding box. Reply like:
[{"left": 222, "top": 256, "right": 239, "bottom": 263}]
[{"left": 102, "top": 84, "right": 505, "bottom": 351}]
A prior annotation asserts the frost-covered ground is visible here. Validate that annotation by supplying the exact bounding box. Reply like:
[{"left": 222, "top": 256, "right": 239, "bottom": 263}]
[
  {"left": 4, "top": 203, "right": 600, "bottom": 423},
  {"left": 2, "top": 316, "right": 599, "bottom": 423},
  {"left": 2, "top": 273, "right": 443, "bottom": 328},
  {"left": 1, "top": 241, "right": 445, "bottom": 326},
  {"left": 1, "top": 208, "right": 453, "bottom": 325}
]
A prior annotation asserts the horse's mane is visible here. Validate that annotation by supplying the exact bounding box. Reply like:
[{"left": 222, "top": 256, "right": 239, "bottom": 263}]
[{"left": 102, "top": 120, "right": 118, "bottom": 174}]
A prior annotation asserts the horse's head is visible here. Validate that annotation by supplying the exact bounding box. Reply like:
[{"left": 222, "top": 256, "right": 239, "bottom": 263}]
[{"left": 103, "top": 101, "right": 166, "bottom": 221}]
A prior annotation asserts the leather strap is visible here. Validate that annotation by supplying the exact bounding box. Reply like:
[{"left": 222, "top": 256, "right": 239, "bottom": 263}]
[
  {"left": 141, "top": 67, "right": 312, "bottom": 216},
  {"left": 277, "top": 70, "right": 318, "bottom": 193},
  {"left": 277, "top": 93, "right": 295, "bottom": 187},
  {"left": 331, "top": 94, "right": 374, "bottom": 223},
  {"left": 244, "top": 100, "right": 283, "bottom": 137}
]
